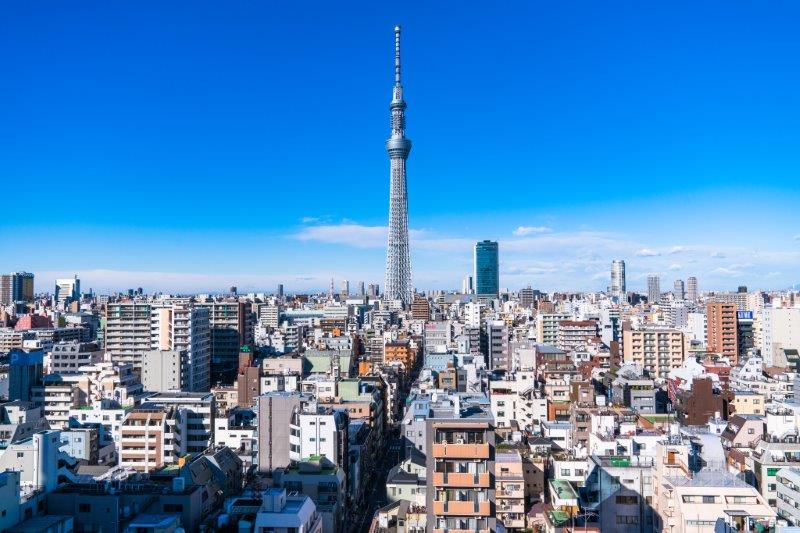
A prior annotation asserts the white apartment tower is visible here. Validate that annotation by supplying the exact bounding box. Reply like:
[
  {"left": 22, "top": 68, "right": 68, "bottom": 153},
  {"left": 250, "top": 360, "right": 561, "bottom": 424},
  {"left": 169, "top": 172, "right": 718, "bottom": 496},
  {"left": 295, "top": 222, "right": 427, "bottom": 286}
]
[{"left": 610, "top": 260, "right": 626, "bottom": 300}]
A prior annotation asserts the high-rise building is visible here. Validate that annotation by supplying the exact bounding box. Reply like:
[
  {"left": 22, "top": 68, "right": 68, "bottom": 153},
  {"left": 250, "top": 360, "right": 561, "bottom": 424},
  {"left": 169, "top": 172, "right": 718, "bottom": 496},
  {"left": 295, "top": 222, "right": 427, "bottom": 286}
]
[
  {"left": 195, "top": 300, "right": 254, "bottom": 381},
  {"left": 673, "top": 279, "right": 685, "bottom": 300},
  {"left": 706, "top": 303, "right": 739, "bottom": 364},
  {"left": 384, "top": 26, "right": 413, "bottom": 307},
  {"left": 106, "top": 302, "right": 210, "bottom": 390},
  {"left": 461, "top": 275, "right": 474, "bottom": 295},
  {"left": 105, "top": 301, "right": 153, "bottom": 372},
  {"left": 610, "top": 260, "right": 626, "bottom": 300},
  {"left": 55, "top": 275, "right": 80, "bottom": 309},
  {"left": 686, "top": 276, "right": 698, "bottom": 303},
  {"left": 357, "top": 281, "right": 365, "bottom": 296},
  {"left": 0, "top": 272, "right": 34, "bottom": 305},
  {"left": 485, "top": 320, "right": 509, "bottom": 370},
  {"left": 474, "top": 240, "right": 499, "bottom": 299},
  {"left": 277, "top": 283, "right": 284, "bottom": 299},
  {"left": 340, "top": 280, "right": 349, "bottom": 298},
  {"left": 736, "top": 310, "right": 755, "bottom": 360},
  {"left": 519, "top": 286, "right": 535, "bottom": 309},
  {"left": 368, "top": 284, "right": 380, "bottom": 298},
  {"left": 151, "top": 305, "right": 211, "bottom": 392},
  {"left": 647, "top": 275, "right": 661, "bottom": 304}
]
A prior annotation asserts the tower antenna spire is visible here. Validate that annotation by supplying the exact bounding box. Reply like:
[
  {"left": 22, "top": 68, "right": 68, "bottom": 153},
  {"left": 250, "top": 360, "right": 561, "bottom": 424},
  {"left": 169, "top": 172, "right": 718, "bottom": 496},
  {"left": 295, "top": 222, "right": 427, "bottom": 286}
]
[{"left": 394, "top": 25, "right": 401, "bottom": 86}]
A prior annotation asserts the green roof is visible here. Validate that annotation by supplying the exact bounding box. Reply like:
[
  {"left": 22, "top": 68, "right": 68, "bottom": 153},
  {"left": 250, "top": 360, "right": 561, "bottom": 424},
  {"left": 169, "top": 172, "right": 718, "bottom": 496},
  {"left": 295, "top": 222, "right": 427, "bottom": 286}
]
[
  {"left": 550, "top": 479, "right": 578, "bottom": 500},
  {"left": 548, "top": 510, "right": 571, "bottom": 526}
]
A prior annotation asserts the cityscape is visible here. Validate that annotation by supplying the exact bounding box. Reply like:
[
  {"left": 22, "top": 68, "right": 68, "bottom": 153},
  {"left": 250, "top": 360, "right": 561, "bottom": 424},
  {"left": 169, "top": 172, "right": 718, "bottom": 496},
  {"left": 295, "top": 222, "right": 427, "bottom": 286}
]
[{"left": 3, "top": 4, "right": 800, "bottom": 533}]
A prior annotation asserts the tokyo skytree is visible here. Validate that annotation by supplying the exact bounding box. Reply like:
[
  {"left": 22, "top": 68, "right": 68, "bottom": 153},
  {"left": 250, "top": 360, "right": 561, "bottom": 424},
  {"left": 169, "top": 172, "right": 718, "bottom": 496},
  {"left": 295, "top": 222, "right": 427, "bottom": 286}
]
[{"left": 384, "top": 25, "right": 413, "bottom": 306}]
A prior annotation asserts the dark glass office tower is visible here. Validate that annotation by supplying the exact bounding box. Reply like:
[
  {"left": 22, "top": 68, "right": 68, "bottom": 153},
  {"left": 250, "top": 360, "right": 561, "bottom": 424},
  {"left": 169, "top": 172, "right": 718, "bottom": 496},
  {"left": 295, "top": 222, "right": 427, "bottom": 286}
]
[{"left": 474, "top": 240, "right": 499, "bottom": 298}]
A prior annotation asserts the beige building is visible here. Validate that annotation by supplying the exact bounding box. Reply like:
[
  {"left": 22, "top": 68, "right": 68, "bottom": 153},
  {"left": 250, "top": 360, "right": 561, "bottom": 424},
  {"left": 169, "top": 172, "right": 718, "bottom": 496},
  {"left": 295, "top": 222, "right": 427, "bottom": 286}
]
[
  {"left": 730, "top": 390, "right": 765, "bottom": 416},
  {"left": 119, "top": 408, "right": 167, "bottom": 472},
  {"left": 622, "top": 328, "right": 685, "bottom": 379},
  {"left": 495, "top": 450, "right": 525, "bottom": 530}
]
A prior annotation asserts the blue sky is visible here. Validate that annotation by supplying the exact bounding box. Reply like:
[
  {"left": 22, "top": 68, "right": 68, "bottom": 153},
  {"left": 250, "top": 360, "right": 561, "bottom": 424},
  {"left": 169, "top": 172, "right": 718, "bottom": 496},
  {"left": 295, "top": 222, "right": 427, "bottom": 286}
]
[{"left": 2, "top": 1, "right": 799, "bottom": 294}]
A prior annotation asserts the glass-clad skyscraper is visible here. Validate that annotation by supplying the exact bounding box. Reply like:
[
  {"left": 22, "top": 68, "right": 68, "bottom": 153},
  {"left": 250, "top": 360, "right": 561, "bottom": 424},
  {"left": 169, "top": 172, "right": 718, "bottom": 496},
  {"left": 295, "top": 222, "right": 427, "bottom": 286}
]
[{"left": 474, "top": 240, "right": 499, "bottom": 298}]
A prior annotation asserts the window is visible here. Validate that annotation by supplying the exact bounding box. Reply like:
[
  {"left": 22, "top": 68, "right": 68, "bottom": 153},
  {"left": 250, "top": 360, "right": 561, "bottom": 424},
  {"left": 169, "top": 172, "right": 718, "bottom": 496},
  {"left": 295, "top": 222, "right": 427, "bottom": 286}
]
[
  {"left": 79, "top": 503, "right": 91, "bottom": 513},
  {"left": 702, "top": 495, "right": 715, "bottom": 503}
]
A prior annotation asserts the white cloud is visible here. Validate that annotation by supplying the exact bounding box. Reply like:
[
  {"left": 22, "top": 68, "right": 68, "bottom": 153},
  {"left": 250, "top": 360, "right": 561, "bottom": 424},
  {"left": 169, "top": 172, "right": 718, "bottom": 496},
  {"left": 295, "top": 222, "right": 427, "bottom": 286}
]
[
  {"left": 711, "top": 251, "right": 726, "bottom": 258},
  {"left": 636, "top": 248, "right": 661, "bottom": 257},
  {"left": 668, "top": 263, "right": 682, "bottom": 271},
  {"left": 668, "top": 246, "right": 688, "bottom": 254},
  {"left": 512, "top": 225, "right": 552, "bottom": 236},
  {"left": 293, "top": 224, "right": 387, "bottom": 248},
  {"left": 710, "top": 267, "right": 745, "bottom": 277}
]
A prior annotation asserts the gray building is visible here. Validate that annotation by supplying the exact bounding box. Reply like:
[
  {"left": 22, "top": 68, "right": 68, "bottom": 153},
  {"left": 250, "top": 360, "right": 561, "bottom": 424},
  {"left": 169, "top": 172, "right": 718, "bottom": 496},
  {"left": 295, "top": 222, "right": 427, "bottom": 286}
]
[
  {"left": 257, "top": 392, "right": 302, "bottom": 473},
  {"left": 141, "top": 350, "right": 188, "bottom": 392}
]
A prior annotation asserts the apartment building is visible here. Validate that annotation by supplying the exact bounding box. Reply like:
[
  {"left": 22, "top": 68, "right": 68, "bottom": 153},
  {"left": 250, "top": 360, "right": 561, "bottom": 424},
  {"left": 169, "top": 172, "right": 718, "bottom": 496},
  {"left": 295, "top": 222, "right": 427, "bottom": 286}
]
[
  {"left": 426, "top": 396, "right": 495, "bottom": 533},
  {"left": 622, "top": 328, "right": 685, "bottom": 379},
  {"left": 105, "top": 301, "right": 152, "bottom": 372},
  {"left": 536, "top": 313, "right": 570, "bottom": 346},
  {"left": 706, "top": 303, "right": 739, "bottom": 364},
  {"left": 556, "top": 320, "right": 598, "bottom": 352},
  {"left": 495, "top": 450, "right": 525, "bottom": 530}
]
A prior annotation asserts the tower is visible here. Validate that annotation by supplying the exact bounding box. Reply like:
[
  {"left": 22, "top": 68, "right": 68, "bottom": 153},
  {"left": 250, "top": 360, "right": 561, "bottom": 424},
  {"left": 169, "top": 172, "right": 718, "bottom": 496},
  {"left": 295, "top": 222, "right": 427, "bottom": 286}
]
[
  {"left": 647, "top": 275, "right": 661, "bottom": 304},
  {"left": 610, "top": 260, "right": 626, "bottom": 300},
  {"left": 384, "top": 25, "right": 413, "bottom": 306},
  {"left": 474, "top": 240, "right": 500, "bottom": 299}
]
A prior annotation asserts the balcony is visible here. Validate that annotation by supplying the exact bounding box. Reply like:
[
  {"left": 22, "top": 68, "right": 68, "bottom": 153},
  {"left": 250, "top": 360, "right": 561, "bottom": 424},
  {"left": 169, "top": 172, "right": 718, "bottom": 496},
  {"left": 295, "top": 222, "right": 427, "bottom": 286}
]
[
  {"left": 433, "top": 530, "right": 490, "bottom": 533},
  {"left": 432, "top": 443, "right": 490, "bottom": 459},
  {"left": 432, "top": 472, "right": 490, "bottom": 487},
  {"left": 432, "top": 500, "right": 491, "bottom": 516}
]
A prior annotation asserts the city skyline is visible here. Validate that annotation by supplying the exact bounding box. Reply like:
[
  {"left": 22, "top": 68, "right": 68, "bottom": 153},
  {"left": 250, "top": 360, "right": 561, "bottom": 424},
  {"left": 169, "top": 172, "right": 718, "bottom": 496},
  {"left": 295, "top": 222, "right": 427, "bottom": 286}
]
[{"left": 3, "top": 2, "right": 800, "bottom": 293}]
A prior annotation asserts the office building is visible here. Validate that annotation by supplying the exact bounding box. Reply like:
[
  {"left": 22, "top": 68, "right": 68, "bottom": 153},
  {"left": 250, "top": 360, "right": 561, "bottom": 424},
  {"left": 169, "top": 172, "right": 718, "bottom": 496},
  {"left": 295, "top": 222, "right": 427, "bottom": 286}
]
[
  {"left": 54, "top": 275, "right": 80, "bottom": 309},
  {"left": 610, "top": 260, "right": 626, "bottom": 300},
  {"left": 474, "top": 240, "right": 499, "bottom": 299},
  {"left": 8, "top": 348, "right": 43, "bottom": 402},
  {"left": 0, "top": 272, "right": 34, "bottom": 305}
]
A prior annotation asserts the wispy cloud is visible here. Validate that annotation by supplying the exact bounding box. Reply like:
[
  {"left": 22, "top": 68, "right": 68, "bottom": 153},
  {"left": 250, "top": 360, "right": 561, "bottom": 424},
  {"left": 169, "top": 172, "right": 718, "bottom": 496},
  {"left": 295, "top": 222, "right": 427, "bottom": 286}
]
[
  {"left": 668, "top": 263, "right": 682, "bottom": 271},
  {"left": 294, "top": 224, "right": 387, "bottom": 248},
  {"left": 512, "top": 225, "right": 552, "bottom": 236},
  {"left": 636, "top": 248, "right": 661, "bottom": 257}
]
